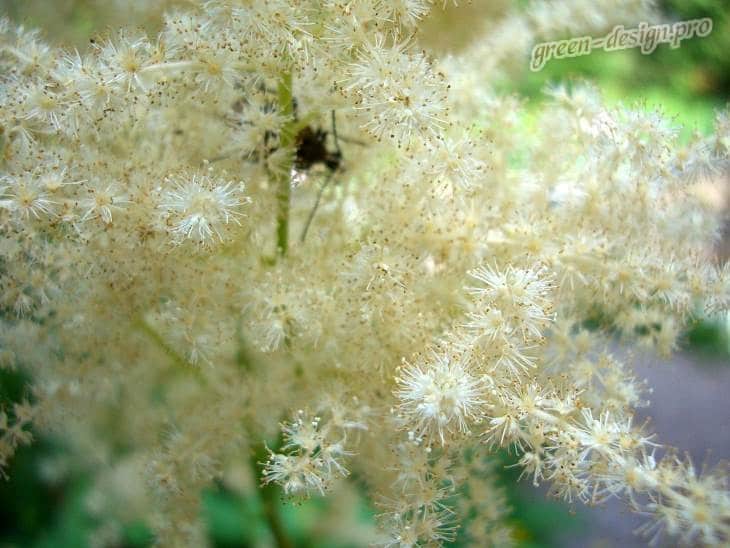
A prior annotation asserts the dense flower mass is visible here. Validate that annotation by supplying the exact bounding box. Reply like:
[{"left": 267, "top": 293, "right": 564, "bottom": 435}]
[{"left": 0, "top": 1, "right": 729, "bottom": 546}]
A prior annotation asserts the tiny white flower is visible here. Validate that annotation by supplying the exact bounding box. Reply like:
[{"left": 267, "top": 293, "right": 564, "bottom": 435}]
[
  {"left": 80, "top": 183, "right": 130, "bottom": 225},
  {"left": 159, "top": 173, "right": 250, "bottom": 244},
  {"left": 0, "top": 174, "right": 57, "bottom": 221},
  {"left": 262, "top": 452, "right": 326, "bottom": 496},
  {"left": 396, "top": 352, "right": 486, "bottom": 445},
  {"left": 466, "top": 264, "right": 555, "bottom": 341},
  {"left": 97, "top": 32, "right": 154, "bottom": 92}
]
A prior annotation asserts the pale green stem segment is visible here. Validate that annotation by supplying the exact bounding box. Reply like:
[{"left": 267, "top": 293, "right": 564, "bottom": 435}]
[
  {"left": 133, "top": 316, "right": 206, "bottom": 384},
  {"left": 250, "top": 439, "right": 293, "bottom": 548},
  {"left": 275, "top": 72, "right": 295, "bottom": 257}
]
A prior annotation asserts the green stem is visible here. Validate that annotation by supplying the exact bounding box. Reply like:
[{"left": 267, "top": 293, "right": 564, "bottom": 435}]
[
  {"left": 235, "top": 318, "right": 255, "bottom": 372},
  {"left": 275, "top": 72, "right": 295, "bottom": 257},
  {"left": 133, "top": 317, "right": 205, "bottom": 384},
  {"left": 251, "top": 440, "right": 293, "bottom": 548}
]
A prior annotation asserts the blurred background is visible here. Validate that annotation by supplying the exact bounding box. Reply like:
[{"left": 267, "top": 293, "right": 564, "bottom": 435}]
[{"left": 0, "top": 0, "right": 728, "bottom": 546}]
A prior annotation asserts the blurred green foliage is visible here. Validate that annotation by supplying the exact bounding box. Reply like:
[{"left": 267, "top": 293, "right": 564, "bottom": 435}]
[
  {"left": 511, "top": 0, "right": 729, "bottom": 140},
  {"left": 686, "top": 315, "right": 730, "bottom": 358}
]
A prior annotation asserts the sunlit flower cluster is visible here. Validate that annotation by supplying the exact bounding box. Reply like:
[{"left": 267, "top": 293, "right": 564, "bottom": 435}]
[{"left": 1, "top": 1, "right": 728, "bottom": 546}]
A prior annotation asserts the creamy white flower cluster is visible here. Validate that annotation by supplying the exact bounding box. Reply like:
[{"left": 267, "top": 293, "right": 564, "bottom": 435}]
[{"left": 1, "top": 1, "right": 728, "bottom": 546}]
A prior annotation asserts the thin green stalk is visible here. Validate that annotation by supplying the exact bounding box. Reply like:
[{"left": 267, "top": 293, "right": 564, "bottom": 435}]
[
  {"left": 275, "top": 72, "right": 295, "bottom": 257},
  {"left": 133, "top": 317, "right": 205, "bottom": 384},
  {"left": 250, "top": 439, "right": 293, "bottom": 548}
]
